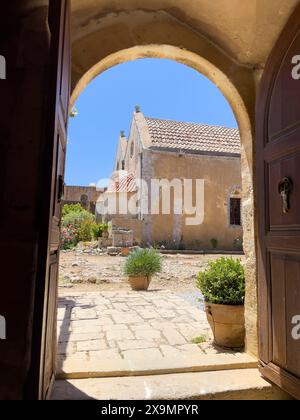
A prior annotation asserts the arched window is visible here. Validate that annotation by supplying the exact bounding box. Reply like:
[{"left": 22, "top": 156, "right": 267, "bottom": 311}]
[
  {"left": 229, "top": 187, "right": 242, "bottom": 227},
  {"left": 230, "top": 198, "right": 241, "bottom": 226},
  {"left": 80, "top": 194, "right": 88, "bottom": 209}
]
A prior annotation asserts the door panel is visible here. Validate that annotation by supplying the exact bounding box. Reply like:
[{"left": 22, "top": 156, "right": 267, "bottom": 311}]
[
  {"left": 286, "top": 257, "right": 300, "bottom": 377},
  {"left": 257, "top": 4, "right": 300, "bottom": 400},
  {"left": 268, "top": 154, "right": 300, "bottom": 229},
  {"left": 43, "top": 257, "right": 58, "bottom": 395},
  {"left": 270, "top": 254, "right": 287, "bottom": 368},
  {"left": 30, "top": 0, "right": 70, "bottom": 400},
  {"left": 268, "top": 32, "right": 300, "bottom": 139}
]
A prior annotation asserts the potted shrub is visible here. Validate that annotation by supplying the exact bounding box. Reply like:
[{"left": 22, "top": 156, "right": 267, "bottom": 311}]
[
  {"left": 124, "top": 248, "right": 162, "bottom": 291},
  {"left": 197, "top": 257, "right": 245, "bottom": 349}
]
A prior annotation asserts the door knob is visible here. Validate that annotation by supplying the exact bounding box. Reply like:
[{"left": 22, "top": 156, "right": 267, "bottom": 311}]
[{"left": 278, "top": 177, "right": 293, "bottom": 214}]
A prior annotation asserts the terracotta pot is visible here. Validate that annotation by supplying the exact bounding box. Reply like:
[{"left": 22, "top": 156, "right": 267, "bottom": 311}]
[
  {"left": 102, "top": 230, "right": 109, "bottom": 239},
  {"left": 120, "top": 247, "right": 130, "bottom": 257},
  {"left": 205, "top": 303, "right": 245, "bottom": 349},
  {"left": 128, "top": 276, "right": 151, "bottom": 291}
]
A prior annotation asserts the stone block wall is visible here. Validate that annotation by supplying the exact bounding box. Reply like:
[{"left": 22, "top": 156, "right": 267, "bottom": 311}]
[{"left": 63, "top": 185, "right": 104, "bottom": 214}]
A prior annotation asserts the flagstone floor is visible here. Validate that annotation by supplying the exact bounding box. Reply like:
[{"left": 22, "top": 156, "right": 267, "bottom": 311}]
[{"left": 57, "top": 290, "right": 219, "bottom": 368}]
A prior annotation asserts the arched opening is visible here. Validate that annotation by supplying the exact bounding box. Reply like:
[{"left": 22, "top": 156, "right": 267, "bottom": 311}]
[
  {"left": 56, "top": 50, "right": 257, "bottom": 387},
  {"left": 3, "top": 0, "right": 300, "bottom": 401}
]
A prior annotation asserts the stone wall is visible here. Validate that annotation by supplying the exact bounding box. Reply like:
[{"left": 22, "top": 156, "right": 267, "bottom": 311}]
[
  {"left": 111, "top": 218, "right": 143, "bottom": 245},
  {"left": 139, "top": 149, "right": 243, "bottom": 251},
  {"left": 63, "top": 185, "right": 104, "bottom": 214}
]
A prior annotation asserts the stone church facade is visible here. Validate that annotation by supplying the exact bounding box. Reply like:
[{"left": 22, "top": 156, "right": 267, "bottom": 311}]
[{"left": 98, "top": 109, "right": 243, "bottom": 251}]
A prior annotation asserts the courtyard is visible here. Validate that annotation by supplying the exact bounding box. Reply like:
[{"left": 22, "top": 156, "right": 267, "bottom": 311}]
[
  {"left": 57, "top": 290, "right": 212, "bottom": 367},
  {"left": 57, "top": 251, "right": 255, "bottom": 379}
]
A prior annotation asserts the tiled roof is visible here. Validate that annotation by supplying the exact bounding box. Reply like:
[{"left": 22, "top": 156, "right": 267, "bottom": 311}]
[
  {"left": 145, "top": 117, "right": 240, "bottom": 155},
  {"left": 107, "top": 171, "right": 137, "bottom": 193}
]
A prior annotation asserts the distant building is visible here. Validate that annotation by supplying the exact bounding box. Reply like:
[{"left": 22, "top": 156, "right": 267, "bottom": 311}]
[{"left": 63, "top": 185, "right": 105, "bottom": 214}]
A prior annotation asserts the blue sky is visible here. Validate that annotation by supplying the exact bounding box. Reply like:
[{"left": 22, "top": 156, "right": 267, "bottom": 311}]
[{"left": 66, "top": 58, "right": 237, "bottom": 186}]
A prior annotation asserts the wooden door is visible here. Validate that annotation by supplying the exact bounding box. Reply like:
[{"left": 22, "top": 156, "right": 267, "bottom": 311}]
[
  {"left": 27, "top": 0, "right": 70, "bottom": 400},
  {"left": 257, "top": 4, "right": 300, "bottom": 400}
]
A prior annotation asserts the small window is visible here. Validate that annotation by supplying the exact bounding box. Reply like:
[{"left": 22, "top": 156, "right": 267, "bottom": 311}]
[
  {"left": 130, "top": 142, "right": 134, "bottom": 158},
  {"left": 121, "top": 160, "right": 125, "bottom": 170},
  {"left": 230, "top": 198, "right": 241, "bottom": 226}
]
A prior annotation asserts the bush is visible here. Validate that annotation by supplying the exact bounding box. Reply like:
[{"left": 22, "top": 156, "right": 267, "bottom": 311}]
[
  {"left": 61, "top": 205, "right": 106, "bottom": 246},
  {"left": 92, "top": 223, "right": 109, "bottom": 239},
  {"left": 91, "top": 223, "right": 102, "bottom": 239},
  {"left": 62, "top": 208, "right": 95, "bottom": 228},
  {"left": 124, "top": 248, "right": 162, "bottom": 278},
  {"left": 197, "top": 257, "right": 245, "bottom": 305},
  {"left": 78, "top": 220, "right": 94, "bottom": 242}
]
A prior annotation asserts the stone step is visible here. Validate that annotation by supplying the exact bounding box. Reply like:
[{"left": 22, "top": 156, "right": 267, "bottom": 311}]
[
  {"left": 52, "top": 369, "right": 292, "bottom": 400},
  {"left": 57, "top": 352, "right": 258, "bottom": 380}
]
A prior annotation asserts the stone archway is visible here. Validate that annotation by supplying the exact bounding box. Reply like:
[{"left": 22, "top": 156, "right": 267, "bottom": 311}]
[
  {"left": 67, "top": 2, "right": 300, "bottom": 361},
  {"left": 69, "top": 43, "right": 257, "bottom": 356},
  {"left": 2, "top": 0, "right": 300, "bottom": 400}
]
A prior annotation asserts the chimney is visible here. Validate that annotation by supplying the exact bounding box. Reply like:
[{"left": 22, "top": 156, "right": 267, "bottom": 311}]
[{"left": 135, "top": 105, "right": 141, "bottom": 113}]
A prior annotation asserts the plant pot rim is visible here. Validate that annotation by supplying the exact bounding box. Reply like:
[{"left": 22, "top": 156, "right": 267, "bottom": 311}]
[{"left": 205, "top": 302, "right": 244, "bottom": 308}]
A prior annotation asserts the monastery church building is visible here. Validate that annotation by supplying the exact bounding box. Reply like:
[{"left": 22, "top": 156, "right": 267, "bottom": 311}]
[{"left": 98, "top": 108, "right": 243, "bottom": 251}]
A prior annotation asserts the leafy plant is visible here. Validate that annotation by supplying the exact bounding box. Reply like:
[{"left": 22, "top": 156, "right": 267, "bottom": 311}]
[
  {"left": 62, "top": 203, "right": 85, "bottom": 218},
  {"left": 62, "top": 208, "right": 95, "bottom": 228},
  {"left": 124, "top": 248, "right": 162, "bottom": 278},
  {"left": 78, "top": 220, "right": 94, "bottom": 242},
  {"left": 60, "top": 224, "right": 79, "bottom": 250},
  {"left": 197, "top": 257, "right": 245, "bottom": 305},
  {"left": 91, "top": 223, "right": 103, "bottom": 239},
  {"left": 102, "top": 222, "right": 109, "bottom": 231},
  {"left": 211, "top": 238, "right": 218, "bottom": 249}
]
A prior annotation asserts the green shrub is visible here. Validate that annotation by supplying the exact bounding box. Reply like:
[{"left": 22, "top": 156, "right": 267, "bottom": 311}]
[
  {"left": 92, "top": 223, "right": 103, "bottom": 239},
  {"left": 60, "top": 225, "right": 79, "bottom": 250},
  {"left": 211, "top": 238, "right": 218, "bottom": 249},
  {"left": 62, "top": 209, "right": 95, "bottom": 228},
  {"left": 77, "top": 220, "right": 94, "bottom": 242},
  {"left": 197, "top": 257, "right": 245, "bottom": 305},
  {"left": 91, "top": 223, "right": 109, "bottom": 239},
  {"left": 124, "top": 248, "right": 162, "bottom": 278},
  {"left": 62, "top": 203, "right": 85, "bottom": 217},
  {"left": 101, "top": 222, "right": 109, "bottom": 231}
]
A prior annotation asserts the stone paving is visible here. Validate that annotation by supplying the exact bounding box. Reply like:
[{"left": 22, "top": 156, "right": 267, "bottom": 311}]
[{"left": 57, "top": 290, "right": 215, "bottom": 368}]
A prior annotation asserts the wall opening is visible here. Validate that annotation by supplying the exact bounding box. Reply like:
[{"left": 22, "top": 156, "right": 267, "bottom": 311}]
[{"left": 56, "top": 52, "right": 256, "bottom": 387}]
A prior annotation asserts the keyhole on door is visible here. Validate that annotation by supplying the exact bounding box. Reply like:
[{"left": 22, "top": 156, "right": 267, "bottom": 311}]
[{"left": 278, "top": 177, "right": 293, "bottom": 214}]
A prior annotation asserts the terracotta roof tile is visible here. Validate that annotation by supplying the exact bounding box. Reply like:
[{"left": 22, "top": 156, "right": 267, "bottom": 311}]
[{"left": 145, "top": 117, "right": 240, "bottom": 155}]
